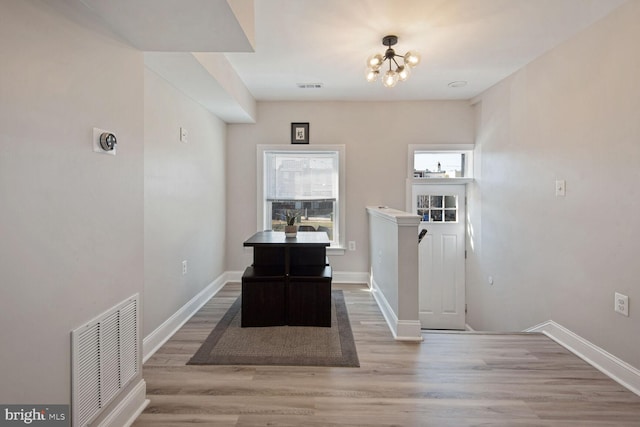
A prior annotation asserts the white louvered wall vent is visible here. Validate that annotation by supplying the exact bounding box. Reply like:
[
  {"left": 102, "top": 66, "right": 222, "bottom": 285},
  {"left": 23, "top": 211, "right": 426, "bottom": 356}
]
[{"left": 71, "top": 294, "right": 140, "bottom": 427}]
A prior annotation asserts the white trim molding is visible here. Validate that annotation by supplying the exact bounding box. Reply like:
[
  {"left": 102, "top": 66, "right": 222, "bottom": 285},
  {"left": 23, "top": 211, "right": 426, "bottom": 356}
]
[
  {"left": 333, "top": 271, "right": 370, "bottom": 284},
  {"left": 370, "top": 277, "right": 423, "bottom": 342},
  {"left": 97, "top": 379, "right": 149, "bottom": 427},
  {"left": 526, "top": 320, "right": 640, "bottom": 397},
  {"left": 142, "top": 272, "right": 230, "bottom": 363}
]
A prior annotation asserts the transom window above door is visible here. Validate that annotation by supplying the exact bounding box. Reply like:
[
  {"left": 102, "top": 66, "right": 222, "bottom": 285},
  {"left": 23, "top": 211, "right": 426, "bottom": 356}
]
[{"left": 407, "top": 144, "right": 474, "bottom": 182}]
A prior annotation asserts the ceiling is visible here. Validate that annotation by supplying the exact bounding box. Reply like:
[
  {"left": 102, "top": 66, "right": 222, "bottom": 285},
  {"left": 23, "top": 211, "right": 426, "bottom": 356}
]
[
  {"left": 225, "top": 0, "right": 626, "bottom": 101},
  {"left": 78, "top": 0, "right": 255, "bottom": 52},
  {"left": 64, "top": 0, "right": 626, "bottom": 120}
]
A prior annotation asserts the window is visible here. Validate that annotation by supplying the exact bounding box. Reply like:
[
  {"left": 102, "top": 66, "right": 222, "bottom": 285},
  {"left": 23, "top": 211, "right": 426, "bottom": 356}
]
[
  {"left": 407, "top": 144, "right": 474, "bottom": 180},
  {"left": 258, "top": 145, "right": 345, "bottom": 251},
  {"left": 414, "top": 152, "right": 466, "bottom": 178}
]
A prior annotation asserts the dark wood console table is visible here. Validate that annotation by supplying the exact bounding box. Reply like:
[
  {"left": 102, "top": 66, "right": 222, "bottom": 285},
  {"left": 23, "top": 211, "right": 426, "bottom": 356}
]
[{"left": 241, "top": 231, "right": 332, "bottom": 327}]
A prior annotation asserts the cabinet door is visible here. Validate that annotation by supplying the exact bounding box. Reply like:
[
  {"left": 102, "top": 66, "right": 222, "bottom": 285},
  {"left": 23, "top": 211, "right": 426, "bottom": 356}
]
[
  {"left": 289, "top": 246, "right": 326, "bottom": 267},
  {"left": 287, "top": 279, "right": 331, "bottom": 327},
  {"left": 241, "top": 279, "right": 286, "bottom": 327},
  {"left": 253, "top": 246, "right": 285, "bottom": 271}
]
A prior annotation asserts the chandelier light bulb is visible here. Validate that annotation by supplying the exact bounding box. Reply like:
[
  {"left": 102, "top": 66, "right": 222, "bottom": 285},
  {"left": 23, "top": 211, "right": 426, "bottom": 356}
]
[
  {"left": 365, "top": 35, "right": 419, "bottom": 87},
  {"left": 366, "top": 68, "right": 379, "bottom": 83},
  {"left": 367, "top": 54, "right": 384, "bottom": 70},
  {"left": 404, "top": 50, "right": 421, "bottom": 67},
  {"left": 397, "top": 65, "right": 410, "bottom": 81},
  {"left": 383, "top": 70, "right": 399, "bottom": 88}
]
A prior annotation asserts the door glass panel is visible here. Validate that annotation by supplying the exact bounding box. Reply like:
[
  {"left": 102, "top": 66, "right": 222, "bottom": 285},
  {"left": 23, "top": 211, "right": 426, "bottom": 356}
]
[
  {"left": 430, "top": 196, "right": 443, "bottom": 208},
  {"left": 416, "top": 194, "right": 458, "bottom": 223},
  {"left": 417, "top": 195, "right": 429, "bottom": 208},
  {"left": 445, "top": 195, "right": 457, "bottom": 209},
  {"left": 444, "top": 210, "right": 457, "bottom": 222}
]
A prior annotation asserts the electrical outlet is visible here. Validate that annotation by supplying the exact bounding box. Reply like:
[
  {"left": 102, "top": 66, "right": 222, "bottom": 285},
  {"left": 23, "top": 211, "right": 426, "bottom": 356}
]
[
  {"left": 348, "top": 241, "right": 356, "bottom": 251},
  {"left": 182, "top": 260, "right": 188, "bottom": 275},
  {"left": 615, "top": 292, "right": 629, "bottom": 316},
  {"left": 180, "top": 127, "right": 188, "bottom": 143}
]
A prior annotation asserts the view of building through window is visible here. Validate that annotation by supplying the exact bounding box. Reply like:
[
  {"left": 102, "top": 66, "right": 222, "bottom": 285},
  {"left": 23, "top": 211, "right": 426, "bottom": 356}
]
[
  {"left": 264, "top": 151, "right": 339, "bottom": 243},
  {"left": 270, "top": 200, "right": 334, "bottom": 239},
  {"left": 414, "top": 152, "right": 465, "bottom": 178}
]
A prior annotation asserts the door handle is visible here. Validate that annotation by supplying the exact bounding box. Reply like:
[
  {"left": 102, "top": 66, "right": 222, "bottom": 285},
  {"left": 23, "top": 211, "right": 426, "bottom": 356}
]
[{"left": 418, "top": 229, "right": 427, "bottom": 243}]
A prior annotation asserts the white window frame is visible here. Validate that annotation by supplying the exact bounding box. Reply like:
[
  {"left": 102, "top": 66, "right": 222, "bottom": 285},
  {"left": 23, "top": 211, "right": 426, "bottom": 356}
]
[
  {"left": 407, "top": 144, "right": 475, "bottom": 182},
  {"left": 257, "top": 144, "right": 346, "bottom": 255},
  {"left": 406, "top": 144, "right": 474, "bottom": 213}
]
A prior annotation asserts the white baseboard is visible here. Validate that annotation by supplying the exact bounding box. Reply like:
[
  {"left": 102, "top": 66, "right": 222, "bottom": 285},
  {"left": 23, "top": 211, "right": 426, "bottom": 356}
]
[
  {"left": 465, "top": 324, "right": 475, "bottom": 332},
  {"left": 370, "top": 277, "right": 422, "bottom": 342},
  {"left": 142, "top": 272, "right": 229, "bottom": 363},
  {"left": 333, "top": 271, "right": 370, "bottom": 284},
  {"left": 396, "top": 320, "right": 423, "bottom": 341},
  {"left": 225, "top": 270, "right": 243, "bottom": 283},
  {"left": 526, "top": 320, "right": 640, "bottom": 397},
  {"left": 97, "top": 379, "right": 149, "bottom": 427}
]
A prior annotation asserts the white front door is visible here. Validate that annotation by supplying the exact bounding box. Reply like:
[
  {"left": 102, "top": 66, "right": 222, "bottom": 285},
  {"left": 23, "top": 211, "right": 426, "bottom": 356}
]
[{"left": 412, "top": 184, "right": 466, "bottom": 330}]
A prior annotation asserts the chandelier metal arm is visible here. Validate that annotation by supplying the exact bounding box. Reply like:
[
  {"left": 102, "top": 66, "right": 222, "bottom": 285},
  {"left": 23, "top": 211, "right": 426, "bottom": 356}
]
[{"left": 366, "top": 35, "right": 419, "bottom": 87}]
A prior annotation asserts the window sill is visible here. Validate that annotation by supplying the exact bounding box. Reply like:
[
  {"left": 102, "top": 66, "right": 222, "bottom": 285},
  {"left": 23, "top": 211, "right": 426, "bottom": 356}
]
[{"left": 327, "top": 247, "right": 346, "bottom": 256}]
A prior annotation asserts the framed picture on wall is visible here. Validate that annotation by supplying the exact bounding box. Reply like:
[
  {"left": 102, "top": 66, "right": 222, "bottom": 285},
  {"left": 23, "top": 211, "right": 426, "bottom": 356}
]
[{"left": 291, "top": 122, "right": 309, "bottom": 144}]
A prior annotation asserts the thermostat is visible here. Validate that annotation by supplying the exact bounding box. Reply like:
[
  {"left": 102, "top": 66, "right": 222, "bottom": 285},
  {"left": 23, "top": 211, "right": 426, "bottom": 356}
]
[
  {"left": 93, "top": 127, "right": 117, "bottom": 156},
  {"left": 99, "top": 132, "right": 117, "bottom": 151}
]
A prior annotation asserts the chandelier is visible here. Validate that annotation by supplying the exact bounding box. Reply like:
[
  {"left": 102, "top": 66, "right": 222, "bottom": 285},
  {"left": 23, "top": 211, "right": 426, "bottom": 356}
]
[{"left": 366, "top": 35, "right": 421, "bottom": 88}]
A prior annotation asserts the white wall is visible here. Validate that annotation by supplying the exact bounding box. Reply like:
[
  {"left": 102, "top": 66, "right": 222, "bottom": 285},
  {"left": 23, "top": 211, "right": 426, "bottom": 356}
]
[
  {"left": 0, "top": 0, "right": 144, "bottom": 404},
  {"left": 226, "top": 101, "right": 474, "bottom": 273},
  {"left": 144, "top": 68, "right": 227, "bottom": 337},
  {"left": 467, "top": 1, "right": 640, "bottom": 369}
]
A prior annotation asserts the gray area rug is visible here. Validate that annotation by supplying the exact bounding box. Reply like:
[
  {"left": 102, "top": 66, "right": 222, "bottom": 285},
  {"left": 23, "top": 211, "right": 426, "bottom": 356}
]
[{"left": 187, "top": 290, "right": 359, "bottom": 367}]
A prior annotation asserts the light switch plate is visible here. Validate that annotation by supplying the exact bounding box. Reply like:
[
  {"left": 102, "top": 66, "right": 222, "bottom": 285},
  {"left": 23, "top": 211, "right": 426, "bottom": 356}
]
[{"left": 555, "top": 180, "right": 566, "bottom": 196}]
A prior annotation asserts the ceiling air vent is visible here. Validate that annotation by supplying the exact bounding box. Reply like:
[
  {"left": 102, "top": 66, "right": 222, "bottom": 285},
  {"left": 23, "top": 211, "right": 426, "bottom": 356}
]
[{"left": 296, "top": 83, "right": 323, "bottom": 89}]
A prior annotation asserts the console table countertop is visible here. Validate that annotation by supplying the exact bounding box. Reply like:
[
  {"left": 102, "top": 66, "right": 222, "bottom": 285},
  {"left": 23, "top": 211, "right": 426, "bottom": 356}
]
[{"left": 243, "top": 231, "right": 330, "bottom": 247}]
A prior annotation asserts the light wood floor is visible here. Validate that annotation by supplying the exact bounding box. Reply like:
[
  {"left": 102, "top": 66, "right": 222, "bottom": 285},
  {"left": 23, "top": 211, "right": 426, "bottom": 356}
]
[{"left": 134, "top": 283, "right": 640, "bottom": 426}]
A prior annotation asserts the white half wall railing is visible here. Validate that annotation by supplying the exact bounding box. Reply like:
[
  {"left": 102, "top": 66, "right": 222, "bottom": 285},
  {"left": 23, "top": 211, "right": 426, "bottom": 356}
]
[{"left": 366, "top": 206, "right": 422, "bottom": 341}]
